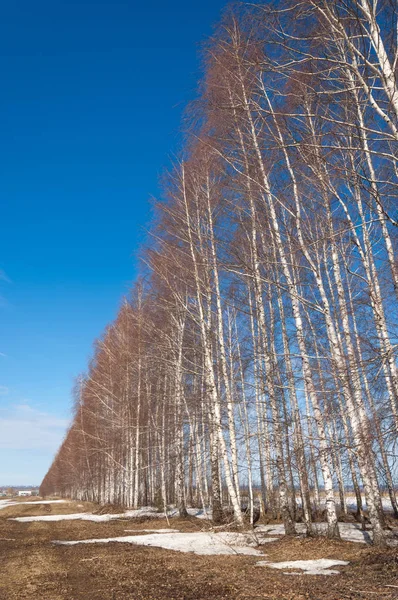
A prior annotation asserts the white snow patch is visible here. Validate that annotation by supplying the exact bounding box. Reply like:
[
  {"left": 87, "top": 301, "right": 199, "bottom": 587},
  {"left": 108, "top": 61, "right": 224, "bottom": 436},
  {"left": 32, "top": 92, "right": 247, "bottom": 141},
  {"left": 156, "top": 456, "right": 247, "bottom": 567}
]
[
  {"left": 124, "top": 529, "right": 180, "bottom": 533},
  {"left": 336, "top": 524, "right": 373, "bottom": 543},
  {"left": 256, "top": 558, "right": 349, "bottom": 575},
  {"left": 345, "top": 495, "right": 396, "bottom": 513},
  {"left": 255, "top": 522, "right": 377, "bottom": 544},
  {"left": 12, "top": 512, "right": 124, "bottom": 523},
  {"left": 124, "top": 507, "right": 173, "bottom": 518},
  {"left": 125, "top": 506, "right": 210, "bottom": 520},
  {"left": 187, "top": 508, "right": 211, "bottom": 520},
  {"left": 11, "top": 506, "right": 168, "bottom": 523},
  {"left": 11, "top": 506, "right": 209, "bottom": 523},
  {"left": 256, "top": 524, "right": 286, "bottom": 535},
  {"left": 53, "top": 531, "right": 276, "bottom": 556},
  {"left": 0, "top": 499, "right": 66, "bottom": 511},
  {"left": 294, "top": 494, "right": 396, "bottom": 513}
]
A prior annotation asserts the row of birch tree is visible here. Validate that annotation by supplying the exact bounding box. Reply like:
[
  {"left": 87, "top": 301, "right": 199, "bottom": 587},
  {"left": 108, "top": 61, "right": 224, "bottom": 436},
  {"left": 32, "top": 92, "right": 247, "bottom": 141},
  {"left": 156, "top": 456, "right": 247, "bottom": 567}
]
[{"left": 41, "top": 0, "right": 398, "bottom": 546}]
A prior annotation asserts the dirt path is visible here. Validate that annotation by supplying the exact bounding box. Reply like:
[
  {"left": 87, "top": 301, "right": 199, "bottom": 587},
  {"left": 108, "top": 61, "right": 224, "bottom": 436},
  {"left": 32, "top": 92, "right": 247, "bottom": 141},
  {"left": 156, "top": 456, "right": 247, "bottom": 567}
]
[{"left": 0, "top": 500, "right": 397, "bottom": 599}]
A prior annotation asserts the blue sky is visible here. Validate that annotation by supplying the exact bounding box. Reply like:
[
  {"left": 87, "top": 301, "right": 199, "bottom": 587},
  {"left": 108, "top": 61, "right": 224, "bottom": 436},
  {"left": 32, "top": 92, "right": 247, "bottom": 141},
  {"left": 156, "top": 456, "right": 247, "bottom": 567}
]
[{"left": 0, "top": 0, "right": 227, "bottom": 485}]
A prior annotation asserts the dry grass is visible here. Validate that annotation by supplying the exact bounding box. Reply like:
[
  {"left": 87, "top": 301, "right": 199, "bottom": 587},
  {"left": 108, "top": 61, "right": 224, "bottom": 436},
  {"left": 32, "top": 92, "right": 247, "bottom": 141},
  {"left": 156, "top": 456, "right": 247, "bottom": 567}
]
[
  {"left": 0, "top": 499, "right": 397, "bottom": 600},
  {"left": 0, "top": 499, "right": 97, "bottom": 519}
]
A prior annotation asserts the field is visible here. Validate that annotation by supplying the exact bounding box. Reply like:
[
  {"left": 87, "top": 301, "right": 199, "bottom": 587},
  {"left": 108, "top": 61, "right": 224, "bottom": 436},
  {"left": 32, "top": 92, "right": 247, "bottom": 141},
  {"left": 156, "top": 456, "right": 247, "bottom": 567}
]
[{"left": 0, "top": 499, "right": 397, "bottom": 600}]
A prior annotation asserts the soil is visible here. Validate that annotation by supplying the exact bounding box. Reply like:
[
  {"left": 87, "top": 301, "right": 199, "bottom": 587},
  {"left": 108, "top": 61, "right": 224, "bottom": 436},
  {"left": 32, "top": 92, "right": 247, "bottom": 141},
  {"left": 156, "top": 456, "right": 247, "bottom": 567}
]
[{"left": 0, "top": 499, "right": 397, "bottom": 600}]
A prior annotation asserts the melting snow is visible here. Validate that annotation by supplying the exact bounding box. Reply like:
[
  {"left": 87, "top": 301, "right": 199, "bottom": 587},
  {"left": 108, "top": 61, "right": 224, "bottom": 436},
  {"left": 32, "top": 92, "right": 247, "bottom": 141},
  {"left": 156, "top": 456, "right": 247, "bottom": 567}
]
[
  {"left": 52, "top": 531, "right": 277, "bottom": 555},
  {"left": 12, "top": 512, "right": 123, "bottom": 523},
  {"left": 256, "top": 558, "right": 349, "bottom": 575},
  {"left": 0, "top": 499, "right": 66, "bottom": 511},
  {"left": 11, "top": 507, "right": 168, "bottom": 523},
  {"left": 6, "top": 501, "right": 395, "bottom": 547},
  {"left": 256, "top": 524, "right": 286, "bottom": 535},
  {"left": 295, "top": 494, "right": 396, "bottom": 513},
  {"left": 9, "top": 511, "right": 383, "bottom": 545},
  {"left": 345, "top": 495, "right": 396, "bottom": 513},
  {"left": 124, "top": 529, "right": 180, "bottom": 533},
  {"left": 256, "top": 522, "right": 377, "bottom": 544},
  {"left": 11, "top": 506, "right": 208, "bottom": 523}
]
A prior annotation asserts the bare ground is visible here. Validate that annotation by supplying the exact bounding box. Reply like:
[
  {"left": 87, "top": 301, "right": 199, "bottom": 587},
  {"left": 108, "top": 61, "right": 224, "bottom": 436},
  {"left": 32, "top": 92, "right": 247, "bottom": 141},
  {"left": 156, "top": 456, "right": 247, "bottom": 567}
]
[{"left": 0, "top": 500, "right": 397, "bottom": 600}]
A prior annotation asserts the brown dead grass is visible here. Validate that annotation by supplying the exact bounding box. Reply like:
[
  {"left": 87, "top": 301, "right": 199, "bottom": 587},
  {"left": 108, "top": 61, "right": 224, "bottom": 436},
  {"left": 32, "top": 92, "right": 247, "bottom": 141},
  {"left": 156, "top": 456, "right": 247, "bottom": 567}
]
[
  {"left": 0, "top": 500, "right": 397, "bottom": 600},
  {"left": 0, "top": 500, "right": 98, "bottom": 520}
]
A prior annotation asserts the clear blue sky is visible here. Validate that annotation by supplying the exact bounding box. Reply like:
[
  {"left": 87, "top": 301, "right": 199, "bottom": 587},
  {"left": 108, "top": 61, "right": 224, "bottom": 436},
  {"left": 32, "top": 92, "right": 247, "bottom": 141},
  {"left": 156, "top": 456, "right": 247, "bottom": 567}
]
[{"left": 0, "top": 0, "right": 227, "bottom": 486}]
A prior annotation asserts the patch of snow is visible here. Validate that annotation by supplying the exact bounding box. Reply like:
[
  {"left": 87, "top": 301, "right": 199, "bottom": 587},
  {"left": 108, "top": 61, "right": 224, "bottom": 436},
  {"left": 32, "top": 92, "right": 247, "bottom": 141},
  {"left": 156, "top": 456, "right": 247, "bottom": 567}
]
[
  {"left": 11, "top": 506, "right": 170, "bottom": 523},
  {"left": 187, "top": 508, "right": 211, "bottom": 520},
  {"left": 293, "top": 494, "right": 395, "bottom": 513},
  {"left": 345, "top": 495, "right": 396, "bottom": 513},
  {"left": 12, "top": 512, "right": 124, "bottom": 523},
  {"left": 256, "top": 558, "right": 349, "bottom": 575},
  {"left": 0, "top": 499, "right": 66, "bottom": 511},
  {"left": 124, "top": 529, "right": 180, "bottom": 533},
  {"left": 124, "top": 507, "right": 181, "bottom": 519},
  {"left": 53, "top": 531, "right": 276, "bottom": 556},
  {"left": 255, "top": 522, "right": 378, "bottom": 544},
  {"left": 336, "top": 523, "right": 373, "bottom": 544},
  {"left": 306, "top": 523, "right": 373, "bottom": 544},
  {"left": 255, "top": 524, "right": 286, "bottom": 536},
  {"left": 11, "top": 505, "right": 211, "bottom": 523}
]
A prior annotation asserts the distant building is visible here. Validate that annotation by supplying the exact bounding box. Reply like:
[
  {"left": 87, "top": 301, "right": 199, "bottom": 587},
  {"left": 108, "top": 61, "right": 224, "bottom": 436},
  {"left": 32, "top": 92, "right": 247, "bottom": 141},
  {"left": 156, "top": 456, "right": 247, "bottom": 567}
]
[{"left": 18, "top": 490, "right": 32, "bottom": 497}]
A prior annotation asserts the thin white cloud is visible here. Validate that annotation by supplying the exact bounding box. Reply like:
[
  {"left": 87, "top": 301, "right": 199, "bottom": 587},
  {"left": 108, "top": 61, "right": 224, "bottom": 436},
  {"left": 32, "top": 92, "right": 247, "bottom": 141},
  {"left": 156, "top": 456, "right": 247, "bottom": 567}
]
[
  {"left": 0, "top": 386, "right": 9, "bottom": 395},
  {"left": 0, "top": 294, "right": 9, "bottom": 308},
  {"left": 0, "top": 404, "right": 69, "bottom": 450},
  {"left": 0, "top": 269, "right": 11, "bottom": 284}
]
